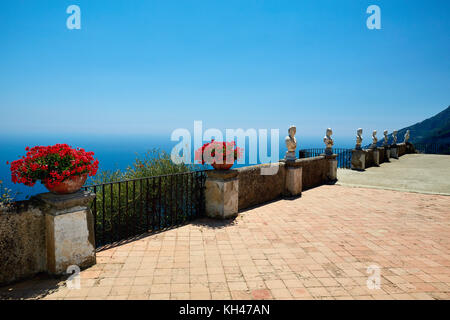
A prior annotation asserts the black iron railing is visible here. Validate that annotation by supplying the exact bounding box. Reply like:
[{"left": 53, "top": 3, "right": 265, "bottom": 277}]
[
  {"left": 83, "top": 170, "right": 207, "bottom": 248},
  {"left": 414, "top": 143, "right": 450, "bottom": 155},
  {"left": 299, "top": 148, "right": 352, "bottom": 169}
]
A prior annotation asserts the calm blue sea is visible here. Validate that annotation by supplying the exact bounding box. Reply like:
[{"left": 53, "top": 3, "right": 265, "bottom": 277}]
[{"left": 0, "top": 134, "right": 354, "bottom": 200}]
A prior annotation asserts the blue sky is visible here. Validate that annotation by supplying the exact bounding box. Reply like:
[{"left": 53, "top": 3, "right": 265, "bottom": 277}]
[{"left": 0, "top": 0, "right": 449, "bottom": 140}]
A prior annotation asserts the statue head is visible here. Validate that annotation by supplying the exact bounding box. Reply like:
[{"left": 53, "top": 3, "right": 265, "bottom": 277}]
[
  {"left": 393, "top": 130, "right": 398, "bottom": 135},
  {"left": 384, "top": 130, "right": 388, "bottom": 136},
  {"left": 357, "top": 128, "right": 363, "bottom": 136},
  {"left": 288, "top": 125, "right": 296, "bottom": 138},
  {"left": 372, "top": 130, "right": 377, "bottom": 137},
  {"left": 326, "top": 128, "right": 332, "bottom": 137}
]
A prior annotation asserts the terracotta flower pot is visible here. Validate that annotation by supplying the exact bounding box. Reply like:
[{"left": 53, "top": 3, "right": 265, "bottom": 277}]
[
  {"left": 45, "top": 173, "right": 88, "bottom": 195},
  {"left": 211, "top": 163, "right": 234, "bottom": 170}
]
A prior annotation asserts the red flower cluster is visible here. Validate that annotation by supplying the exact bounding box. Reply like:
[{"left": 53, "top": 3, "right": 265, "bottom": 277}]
[
  {"left": 9, "top": 144, "right": 99, "bottom": 188},
  {"left": 194, "top": 140, "right": 243, "bottom": 165}
]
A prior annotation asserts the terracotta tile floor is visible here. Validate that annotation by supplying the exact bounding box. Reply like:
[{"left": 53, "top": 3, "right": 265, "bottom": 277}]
[{"left": 6, "top": 185, "right": 450, "bottom": 300}]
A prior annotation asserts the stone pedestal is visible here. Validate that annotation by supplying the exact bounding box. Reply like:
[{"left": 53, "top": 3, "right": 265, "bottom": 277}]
[
  {"left": 284, "top": 161, "right": 302, "bottom": 197},
  {"left": 38, "top": 191, "right": 96, "bottom": 275},
  {"left": 351, "top": 149, "right": 366, "bottom": 171},
  {"left": 384, "top": 147, "right": 391, "bottom": 162},
  {"left": 406, "top": 142, "right": 415, "bottom": 154},
  {"left": 323, "top": 154, "right": 337, "bottom": 182},
  {"left": 390, "top": 145, "right": 399, "bottom": 159},
  {"left": 377, "top": 147, "right": 385, "bottom": 164},
  {"left": 373, "top": 149, "right": 380, "bottom": 166},
  {"left": 205, "top": 170, "right": 239, "bottom": 219}
]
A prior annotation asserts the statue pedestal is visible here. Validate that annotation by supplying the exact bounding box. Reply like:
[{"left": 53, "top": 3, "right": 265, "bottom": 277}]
[
  {"left": 285, "top": 151, "right": 296, "bottom": 161},
  {"left": 390, "top": 145, "right": 399, "bottom": 159},
  {"left": 205, "top": 170, "right": 239, "bottom": 219},
  {"left": 37, "top": 191, "right": 96, "bottom": 275},
  {"left": 373, "top": 148, "right": 380, "bottom": 166},
  {"left": 322, "top": 154, "right": 337, "bottom": 182},
  {"left": 351, "top": 149, "right": 366, "bottom": 171},
  {"left": 383, "top": 146, "right": 391, "bottom": 162},
  {"left": 377, "top": 147, "right": 385, "bottom": 164},
  {"left": 284, "top": 160, "right": 302, "bottom": 197}
]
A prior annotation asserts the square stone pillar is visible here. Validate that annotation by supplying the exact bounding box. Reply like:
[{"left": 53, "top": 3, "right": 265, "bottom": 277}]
[
  {"left": 390, "top": 145, "right": 399, "bottom": 159},
  {"left": 384, "top": 146, "right": 391, "bottom": 162},
  {"left": 38, "top": 191, "right": 96, "bottom": 275},
  {"left": 351, "top": 149, "right": 366, "bottom": 171},
  {"left": 285, "top": 160, "right": 303, "bottom": 196},
  {"left": 323, "top": 154, "right": 338, "bottom": 182},
  {"left": 373, "top": 149, "right": 380, "bottom": 166},
  {"left": 205, "top": 170, "right": 239, "bottom": 219},
  {"left": 377, "top": 147, "right": 385, "bottom": 164}
]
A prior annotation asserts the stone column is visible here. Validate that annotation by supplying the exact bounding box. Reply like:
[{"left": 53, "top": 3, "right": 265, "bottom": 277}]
[
  {"left": 351, "top": 149, "right": 366, "bottom": 171},
  {"left": 324, "top": 154, "right": 337, "bottom": 182},
  {"left": 390, "top": 145, "right": 399, "bottom": 159},
  {"left": 373, "top": 148, "right": 380, "bottom": 166},
  {"left": 284, "top": 160, "right": 303, "bottom": 196},
  {"left": 38, "top": 191, "right": 96, "bottom": 275},
  {"left": 377, "top": 147, "right": 385, "bottom": 164},
  {"left": 384, "top": 146, "right": 391, "bottom": 162},
  {"left": 205, "top": 170, "right": 239, "bottom": 219}
]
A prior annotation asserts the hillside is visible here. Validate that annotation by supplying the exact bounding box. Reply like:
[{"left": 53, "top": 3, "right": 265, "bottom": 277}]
[{"left": 398, "top": 106, "right": 450, "bottom": 144}]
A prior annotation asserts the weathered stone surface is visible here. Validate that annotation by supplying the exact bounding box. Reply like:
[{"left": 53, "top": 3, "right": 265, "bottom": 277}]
[
  {"left": 297, "top": 156, "right": 329, "bottom": 189},
  {"left": 46, "top": 209, "right": 96, "bottom": 274},
  {"left": 285, "top": 167, "right": 302, "bottom": 196},
  {"left": 327, "top": 156, "right": 338, "bottom": 181},
  {"left": 351, "top": 149, "right": 366, "bottom": 171},
  {"left": 206, "top": 169, "right": 238, "bottom": 180},
  {"left": 237, "top": 163, "right": 286, "bottom": 210},
  {"left": 39, "top": 191, "right": 96, "bottom": 275},
  {"left": 397, "top": 143, "right": 407, "bottom": 157},
  {"left": 384, "top": 147, "right": 391, "bottom": 162},
  {"left": 378, "top": 147, "right": 385, "bottom": 164},
  {"left": 390, "top": 146, "right": 399, "bottom": 159},
  {"left": 205, "top": 177, "right": 238, "bottom": 219},
  {"left": 373, "top": 149, "right": 380, "bottom": 166},
  {"left": 365, "top": 149, "right": 375, "bottom": 168},
  {"left": 0, "top": 204, "right": 46, "bottom": 285}
]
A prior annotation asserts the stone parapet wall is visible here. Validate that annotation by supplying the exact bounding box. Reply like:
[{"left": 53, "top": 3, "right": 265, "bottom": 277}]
[
  {"left": 237, "top": 156, "right": 331, "bottom": 211},
  {"left": 0, "top": 201, "right": 47, "bottom": 285},
  {"left": 0, "top": 191, "right": 96, "bottom": 286}
]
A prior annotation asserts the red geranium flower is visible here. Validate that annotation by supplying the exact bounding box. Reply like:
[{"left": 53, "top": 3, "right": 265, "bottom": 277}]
[{"left": 8, "top": 144, "right": 99, "bottom": 187}]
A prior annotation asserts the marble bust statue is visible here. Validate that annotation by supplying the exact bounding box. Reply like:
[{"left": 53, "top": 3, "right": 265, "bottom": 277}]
[
  {"left": 371, "top": 130, "right": 378, "bottom": 149},
  {"left": 323, "top": 128, "right": 333, "bottom": 155},
  {"left": 355, "top": 128, "right": 363, "bottom": 150},
  {"left": 383, "top": 130, "right": 389, "bottom": 146},
  {"left": 285, "top": 125, "right": 297, "bottom": 161},
  {"left": 392, "top": 130, "right": 398, "bottom": 145},
  {"left": 404, "top": 130, "right": 410, "bottom": 143}
]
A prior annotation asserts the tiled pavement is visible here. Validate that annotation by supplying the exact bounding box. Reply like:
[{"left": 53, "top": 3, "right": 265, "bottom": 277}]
[{"left": 4, "top": 185, "right": 450, "bottom": 300}]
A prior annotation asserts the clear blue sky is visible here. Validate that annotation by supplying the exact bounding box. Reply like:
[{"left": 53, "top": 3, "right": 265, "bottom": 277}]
[{"left": 0, "top": 0, "right": 449, "bottom": 139}]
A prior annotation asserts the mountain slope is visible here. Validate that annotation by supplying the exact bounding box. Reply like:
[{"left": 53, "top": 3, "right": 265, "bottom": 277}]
[{"left": 398, "top": 106, "right": 450, "bottom": 144}]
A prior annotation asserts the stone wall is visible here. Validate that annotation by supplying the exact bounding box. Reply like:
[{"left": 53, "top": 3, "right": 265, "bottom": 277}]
[
  {"left": 0, "top": 201, "right": 47, "bottom": 285},
  {"left": 398, "top": 143, "right": 407, "bottom": 157},
  {"left": 0, "top": 191, "right": 96, "bottom": 286},
  {"left": 237, "top": 163, "right": 286, "bottom": 210},
  {"left": 237, "top": 156, "right": 331, "bottom": 210},
  {"left": 297, "top": 156, "right": 329, "bottom": 190}
]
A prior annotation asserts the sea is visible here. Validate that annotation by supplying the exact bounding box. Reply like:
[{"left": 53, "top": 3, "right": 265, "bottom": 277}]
[{"left": 0, "top": 134, "right": 354, "bottom": 200}]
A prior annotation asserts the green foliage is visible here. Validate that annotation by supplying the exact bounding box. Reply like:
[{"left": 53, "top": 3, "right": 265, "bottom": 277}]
[
  {"left": 0, "top": 180, "right": 15, "bottom": 205},
  {"left": 89, "top": 148, "right": 197, "bottom": 185},
  {"left": 85, "top": 149, "right": 205, "bottom": 247}
]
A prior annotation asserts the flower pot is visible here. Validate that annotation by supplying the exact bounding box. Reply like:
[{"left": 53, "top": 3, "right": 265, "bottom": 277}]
[
  {"left": 211, "top": 163, "right": 234, "bottom": 170},
  {"left": 45, "top": 173, "right": 88, "bottom": 195}
]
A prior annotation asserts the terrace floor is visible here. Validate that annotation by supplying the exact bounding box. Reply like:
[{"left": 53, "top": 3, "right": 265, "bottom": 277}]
[
  {"left": 1, "top": 184, "right": 449, "bottom": 300},
  {"left": 337, "top": 154, "right": 450, "bottom": 195}
]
